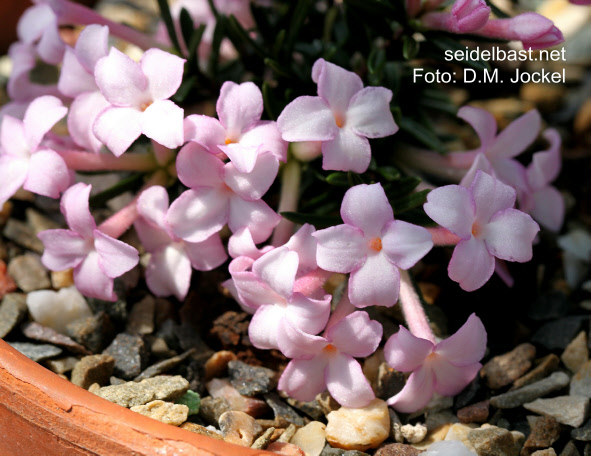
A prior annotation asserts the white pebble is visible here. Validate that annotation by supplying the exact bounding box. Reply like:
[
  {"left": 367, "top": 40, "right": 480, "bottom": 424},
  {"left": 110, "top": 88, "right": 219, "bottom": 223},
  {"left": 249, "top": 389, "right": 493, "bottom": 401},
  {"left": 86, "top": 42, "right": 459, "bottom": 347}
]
[
  {"left": 26, "top": 286, "right": 92, "bottom": 334},
  {"left": 422, "top": 440, "right": 476, "bottom": 455}
]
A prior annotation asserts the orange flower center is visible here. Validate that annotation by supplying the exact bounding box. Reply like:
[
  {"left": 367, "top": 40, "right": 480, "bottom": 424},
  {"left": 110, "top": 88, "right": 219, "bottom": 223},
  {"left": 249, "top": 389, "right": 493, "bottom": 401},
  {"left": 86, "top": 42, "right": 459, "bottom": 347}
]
[
  {"left": 334, "top": 113, "right": 345, "bottom": 128},
  {"left": 140, "top": 101, "right": 153, "bottom": 112},
  {"left": 225, "top": 138, "right": 235, "bottom": 145},
  {"left": 471, "top": 222, "right": 481, "bottom": 238},
  {"left": 323, "top": 344, "right": 337, "bottom": 354},
  {"left": 369, "top": 237, "right": 383, "bottom": 252}
]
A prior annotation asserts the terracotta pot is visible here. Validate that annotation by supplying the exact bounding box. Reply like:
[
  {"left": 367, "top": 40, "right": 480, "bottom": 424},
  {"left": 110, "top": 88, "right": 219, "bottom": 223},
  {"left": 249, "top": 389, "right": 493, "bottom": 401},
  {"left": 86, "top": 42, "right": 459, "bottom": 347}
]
[{"left": 0, "top": 339, "right": 273, "bottom": 455}]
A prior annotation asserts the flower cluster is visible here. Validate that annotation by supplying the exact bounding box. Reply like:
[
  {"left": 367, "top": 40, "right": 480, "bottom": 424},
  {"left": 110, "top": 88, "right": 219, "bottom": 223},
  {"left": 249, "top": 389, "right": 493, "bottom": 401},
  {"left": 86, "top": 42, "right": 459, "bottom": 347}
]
[{"left": 0, "top": 0, "right": 569, "bottom": 414}]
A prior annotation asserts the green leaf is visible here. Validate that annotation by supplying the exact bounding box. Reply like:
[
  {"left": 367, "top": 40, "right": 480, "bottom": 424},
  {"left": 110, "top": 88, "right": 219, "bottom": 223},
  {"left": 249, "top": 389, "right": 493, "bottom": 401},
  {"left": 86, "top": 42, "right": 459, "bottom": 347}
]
[
  {"left": 208, "top": 15, "right": 226, "bottom": 77},
  {"left": 325, "top": 172, "right": 350, "bottom": 187},
  {"left": 273, "top": 29, "right": 286, "bottom": 58},
  {"left": 226, "top": 14, "right": 268, "bottom": 59},
  {"left": 395, "top": 208, "right": 437, "bottom": 226},
  {"left": 284, "top": 0, "right": 313, "bottom": 57},
  {"left": 179, "top": 8, "right": 194, "bottom": 52},
  {"left": 343, "top": 0, "right": 398, "bottom": 18},
  {"left": 377, "top": 166, "right": 401, "bottom": 181},
  {"left": 264, "top": 58, "right": 291, "bottom": 78},
  {"left": 367, "top": 47, "right": 386, "bottom": 76},
  {"left": 385, "top": 176, "right": 422, "bottom": 199},
  {"left": 398, "top": 117, "right": 447, "bottom": 153},
  {"left": 172, "top": 75, "right": 198, "bottom": 103},
  {"left": 175, "top": 390, "right": 201, "bottom": 415},
  {"left": 281, "top": 212, "right": 342, "bottom": 228},
  {"left": 392, "top": 189, "right": 430, "bottom": 214},
  {"left": 156, "top": 0, "right": 181, "bottom": 53},
  {"left": 89, "top": 174, "right": 145, "bottom": 208},
  {"left": 402, "top": 35, "right": 420, "bottom": 60},
  {"left": 187, "top": 23, "right": 206, "bottom": 67}
]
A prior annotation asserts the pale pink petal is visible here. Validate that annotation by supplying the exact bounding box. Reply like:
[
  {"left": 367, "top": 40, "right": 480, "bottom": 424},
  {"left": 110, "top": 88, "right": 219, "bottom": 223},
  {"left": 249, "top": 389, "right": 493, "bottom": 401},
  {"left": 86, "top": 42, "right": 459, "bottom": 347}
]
[
  {"left": 1, "top": 116, "right": 29, "bottom": 158},
  {"left": 75, "top": 24, "right": 109, "bottom": 73},
  {"left": 0, "top": 156, "right": 28, "bottom": 205},
  {"left": 24, "top": 149, "right": 70, "bottom": 198},
  {"left": 469, "top": 170, "right": 516, "bottom": 224},
  {"left": 223, "top": 151, "right": 279, "bottom": 201},
  {"left": 424, "top": 185, "right": 474, "bottom": 240},
  {"left": 484, "top": 208, "right": 539, "bottom": 262},
  {"left": 327, "top": 311, "right": 383, "bottom": 358},
  {"left": 166, "top": 188, "right": 229, "bottom": 243},
  {"left": 341, "top": 183, "right": 393, "bottom": 237},
  {"left": 140, "top": 49, "right": 185, "bottom": 101},
  {"left": 95, "top": 48, "right": 147, "bottom": 106},
  {"left": 528, "top": 186, "right": 564, "bottom": 232},
  {"left": 278, "top": 320, "right": 328, "bottom": 359},
  {"left": 459, "top": 152, "right": 494, "bottom": 188},
  {"left": 183, "top": 115, "right": 226, "bottom": 151},
  {"left": 277, "top": 96, "right": 337, "bottom": 142},
  {"left": 252, "top": 246, "right": 298, "bottom": 300},
  {"left": 141, "top": 100, "right": 184, "bottom": 149},
  {"left": 60, "top": 183, "right": 96, "bottom": 238},
  {"left": 284, "top": 292, "right": 331, "bottom": 335},
  {"left": 58, "top": 47, "right": 97, "bottom": 97},
  {"left": 430, "top": 356, "right": 482, "bottom": 396},
  {"left": 448, "top": 236, "right": 495, "bottom": 291},
  {"left": 321, "top": 128, "right": 371, "bottom": 173},
  {"left": 227, "top": 197, "right": 280, "bottom": 243},
  {"left": 231, "top": 271, "right": 283, "bottom": 311},
  {"left": 133, "top": 218, "right": 171, "bottom": 252},
  {"left": 387, "top": 366, "right": 435, "bottom": 413},
  {"left": 217, "top": 81, "right": 263, "bottom": 139},
  {"left": 313, "top": 59, "right": 363, "bottom": 115},
  {"left": 490, "top": 157, "right": 527, "bottom": 193},
  {"left": 326, "top": 354, "right": 375, "bottom": 408},
  {"left": 346, "top": 87, "right": 398, "bottom": 138},
  {"left": 488, "top": 110, "right": 541, "bottom": 159},
  {"left": 286, "top": 224, "right": 318, "bottom": 273},
  {"left": 23, "top": 95, "right": 67, "bottom": 151},
  {"left": 73, "top": 250, "right": 116, "bottom": 301},
  {"left": 248, "top": 304, "right": 285, "bottom": 349},
  {"left": 38, "top": 229, "right": 88, "bottom": 271},
  {"left": 145, "top": 244, "right": 191, "bottom": 300},
  {"left": 184, "top": 234, "right": 228, "bottom": 270},
  {"left": 219, "top": 143, "right": 259, "bottom": 173},
  {"left": 434, "top": 313, "right": 487, "bottom": 365},
  {"left": 457, "top": 106, "right": 496, "bottom": 151},
  {"left": 93, "top": 106, "right": 142, "bottom": 157},
  {"left": 278, "top": 357, "right": 328, "bottom": 402},
  {"left": 240, "top": 121, "right": 288, "bottom": 162},
  {"left": 36, "top": 18, "right": 64, "bottom": 65},
  {"left": 228, "top": 227, "right": 266, "bottom": 259},
  {"left": 349, "top": 253, "right": 400, "bottom": 308},
  {"left": 382, "top": 220, "right": 433, "bottom": 270},
  {"left": 313, "top": 225, "right": 366, "bottom": 273},
  {"left": 17, "top": 4, "right": 54, "bottom": 44},
  {"left": 384, "top": 325, "right": 434, "bottom": 372},
  {"left": 176, "top": 142, "right": 224, "bottom": 189},
  {"left": 94, "top": 230, "right": 139, "bottom": 278},
  {"left": 527, "top": 129, "right": 561, "bottom": 190},
  {"left": 68, "top": 92, "right": 110, "bottom": 153},
  {"left": 137, "top": 186, "right": 169, "bottom": 230}
]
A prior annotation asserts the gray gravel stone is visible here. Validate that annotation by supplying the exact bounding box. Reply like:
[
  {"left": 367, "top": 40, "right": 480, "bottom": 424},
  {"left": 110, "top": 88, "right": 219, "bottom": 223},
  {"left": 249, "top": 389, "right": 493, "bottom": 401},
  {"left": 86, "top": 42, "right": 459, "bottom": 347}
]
[
  {"left": 21, "top": 322, "right": 91, "bottom": 355},
  {"left": 199, "top": 396, "right": 231, "bottom": 426},
  {"left": 126, "top": 295, "right": 155, "bottom": 335},
  {"left": 228, "top": 360, "right": 277, "bottom": 396},
  {"left": 7, "top": 254, "right": 50, "bottom": 292},
  {"left": 264, "top": 392, "right": 305, "bottom": 426},
  {"left": 134, "top": 348, "right": 196, "bottom": 381},
  {"left": 71, "top": 354, "right": 115, "bottom": 389},
  {"left": 66, "top": 311, "right": 115, "bottom": 353},
  {"left": 572, "top": 419, "right": 591, "bottom": 441},
  {"left": 571, "top": 361, "right": 591, "bottom": 397},
  {"left": 482, "top": 343, "right": 536, "bottom": 390},
  {"left": 320, "top": 444, "right": 370, "bottom": 456},
  {"left": 96, "top": 375, "right": 188, "bottom": 407},
  {"left": 8, "top": 341, "right": 62, "bottom": 362},
  {"left": 524, "top": 396, "right": 589, "bottom": 427},
  {"left": 286, "top": 397, "right": 325, "bottom": 421},
  {"left": 3, "top": 219, "right": 44, "bottom": 253},
  {"left": 490, "top": 371, "right": 570, "bottom": 409},
  {"left": 560, "top": 440, "right": 581, "bottom": 456},
  {"left": 532, "top": 317, "right": 590, "bottom": 351},
  {"left": 103, "top": 333, "right": 147, "bottom": 380},
  {"left": 0, "top": 293, "right": 27, "bottom": 338},
  {"left": 466, "top": 426, "right": 521, "bottom": 456}
]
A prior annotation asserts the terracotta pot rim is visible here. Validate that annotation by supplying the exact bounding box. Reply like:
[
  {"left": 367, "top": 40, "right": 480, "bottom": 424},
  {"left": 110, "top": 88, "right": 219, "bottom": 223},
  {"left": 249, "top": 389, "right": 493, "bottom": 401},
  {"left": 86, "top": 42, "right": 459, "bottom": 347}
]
[{"left": 0, "top": 339, "right": 273, "bottom": 455}]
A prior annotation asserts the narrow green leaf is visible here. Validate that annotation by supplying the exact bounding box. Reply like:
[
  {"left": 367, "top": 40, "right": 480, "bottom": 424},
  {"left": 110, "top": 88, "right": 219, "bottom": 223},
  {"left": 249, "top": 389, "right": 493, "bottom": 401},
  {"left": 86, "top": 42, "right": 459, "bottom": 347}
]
[
  {"left": 284, "top": 0, "right": 313, "bottom": 56},
  {"left": 172, "top": 75, "right": 198, "bottom": 103},
  {"left": 179, "top": 8, "right": 194, "bottom": 53},
  {"left": 395, "top": 208, "right": 437, "bottom": 226},
  {"left": 281, "top": 212, "right": 342, "bottom": 228},
  {"left": 377, "top": 166, "right": 401, "bottom": 181},
  {"left": 187, "top": 23, "right": 206, "bottom": 66},
  {"left": 226, "top": 14, "right": 268, "bottom": 59},
  {"left": 402, "top": 35, "right": 420, "bottom": 60},
  {"left": 208, "top": 15, "right": 226, "bottom": 77},
  {"left": 385, "top": 176, "right": 422, "bottom": 199},
  {"left": 398, "top": 117, "right": 446, "bottom": 153},
  {"left": 156, "top": 0, "right": 181, "bottom": 52},
  {"left": 273, "top": 29, "right": 286, "bottom": 58},
  {"left": 89, "top": 174, "right": 145, "bottom": 208},
  {"left": 325, "top": 172, "right": 350, "bottom": 187},
  {"left": 367, "top": 47, "right": 386, "bottom": 75},
  {"left": 264, "top": 58, "right": 291, "bottom": 77},
  {"left": 392, "top": 189, "right": 430, "bottom": 214}
]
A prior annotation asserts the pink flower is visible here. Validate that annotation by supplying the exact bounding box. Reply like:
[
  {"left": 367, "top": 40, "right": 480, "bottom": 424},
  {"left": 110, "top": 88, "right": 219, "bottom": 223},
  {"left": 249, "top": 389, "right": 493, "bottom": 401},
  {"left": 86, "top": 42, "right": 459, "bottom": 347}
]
[
  {"left": 38, "top": 183, "right": 139, "bottom": 301},
  {"left": 0, "top": 96, "right": 71, "bottom": 206},
  {"left": 278, "top": 311, "right": 382, "bottom": 408},
  {"left": 134, "top": 186, "right": 227, "bottom": 300},
  {"left": 277, "top": 59, "right": 398, "bottom": 173},
  {"left": 422, "top": 0, "right": 490, "bottom": 33},
  {"left": 17, "top": 2, "right": 64, "bottom": 65},
  {"left": 424, "top": 170, "right": 540, "bottom": 291},
  {"left": 93, "top": 47, "right": 185, "bottom": 156},
  {"left": 166, "top": 142, "right": 280, "bottom": 244},
  {"left": 229, "top": 246, "right": 332, "bottom": 351},
  {"left": 314, "top": 183, "right": 433, "bottom": 308},
  {"left": 384, "top": 314, "right": 486, "bottom": 413},
  {"left": 184, "top": 81, "right": 287, "bottom": 164}
]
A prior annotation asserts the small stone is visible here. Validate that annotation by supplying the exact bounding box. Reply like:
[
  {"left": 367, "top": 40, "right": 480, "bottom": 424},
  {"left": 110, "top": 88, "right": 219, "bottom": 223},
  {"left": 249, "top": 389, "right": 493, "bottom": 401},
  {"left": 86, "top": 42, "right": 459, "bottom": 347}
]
[
  {"left": 97, "top": 375, "right": 188, "bottom": 407},
  {"left": 133, "top": 348, "right": 196, "bottom": 381},
  {"left": 175, "top": 390, "right": 200, "bottom": 415},
  {"left": 527, "top": 291, "right": 570, "bottom": 321},
  {"left": 389, "top": 409, "right": 404, "bottom": 443},
  {"left": 71, "top": 354, "right": 115, "bottom": 389},
  {"left": 149, "top": 337, "right": 176, "bottom": 358},
  {"left": 199, "top": 396, "right": 232, "bottom": 426},
  {"left": 126, "top": 295, "right": 155, "bottom": 335},
  {"left": 426, "top": 411, "right": 459, "bottom": 431},
  {"left": 482, "top": 343, "right": 537, "bottom": 390},
  {"left": 513, "top": 355, "right": 560, "bottom": 390},
  {"left": 8, "top": 254, "right": 50, "bottom": 292},
  {"left": 180, "top": 422, "right": 223, "bottom": 440},
  {"left": 325, "top": 398, "right": 390, "bottom": 452},
  {"left": 21, "top": 322, "right": 92, "bottom": 355},
  {"left": 0, "top": 293, "right": 27, "bottom": 338},
  {"left": 103, "top": 333, "right": 147, "bottom": 380},
  {"left": 8, "top": 342, "right": 62, "bottom": 362},
  {"left": 291, "top": 421, "right": 327, "bottom": 456},
  {"left": 287, "top": 397, "right": 325, "bottom": 421},
  {"left": 130, "top": 400, "right": 188, "bottom": 426},
  {"left": 252, "top": 427, "right": 276, "bottom": 449},
  {"left": 267, "top": 442, "right": 306, "bottom": 456},
  {"left": 411, "top": 424, "right": 453, "bottom": 450},
  {"left": 219, "top": 410, "right": 263, "bottom": 447},
  {"left": 66, "top": 311, "right": 115, "bottom": 353},
  {"left": 524, "top": 396, "right": 589, "bottom": 427},
  {"left": 88, "top": 383, "right": 100, "bottom": 394},
  {"left": 265, "top": 393, "right": 306, "bottom": 427},
  {"left": 0, "top": 260, "right": 17, "bottom": 300},
  {"left": 521, "top": 416, "right": 562, "bottom": 456},
  {"left": 490, "top": 372, "right": 571, "bottom": 409},
  {"left": 571, "top": 361, "right": 591, "bottom": 397},
  {"left": 44, "top": 356, "right": 79, "bottom": 375},
  {"left": 455, "top": 375, "right": 487, "bottom": 410},
  {"left": 320, "top": 444, "right": 370, "bottom": 456},
  {"left": 141, "top": 375, "right": 189, "bottom": 401},
  {"left": 400, "top": 423, "right": 427, "bottom": 444},
  {"left": 206, "top": 378, "right": 269, "bottom": 417},
  {"left": 422, "top": 440, "right": 476, "bottom": 456},
  {"left": 467, "top": 425, "right": 521, "bottom": 456},
  {"left": 560, "top": 441, "right": 581, "bottom": 456},
  {"left": 278, "top": 424, "right": 298, "bottom": 443},
  {"left": 530, "top": 450, "right": 557, "bottom": 456},
  {"left": 50, "top": 269, "right": 74, "bottom": 289},
  {"left": 317, "top": 392, "right": 340, "bottom": 416},
  {"left": 375, "top": 362, "right": 405, "bottom": 401},
  {"left": 204, "top": 350, "right": 237, "bottom": 381},
  {"left": 572, "top": 419, "right": 591, "bottom": 441},
  {"left": 458, "top": 400, "right": 490, "bottom": 423},
  {"left": 228, "top": 360, "right": 278, "bottom": 396},
  {"left": 532, "top": 317, "right": 589, "bottom": 351},
  {"left": 444, "top": 423, "right": 478, "bottom": 449},
  {"left": 563, "top": 332, "right": 589, "bottom": 374},
  {"left": 3, "top": 219, "right": 44, "bottom": 253},
  {"left": 375, "top": 443, "right": 422, "bottom": 456}
]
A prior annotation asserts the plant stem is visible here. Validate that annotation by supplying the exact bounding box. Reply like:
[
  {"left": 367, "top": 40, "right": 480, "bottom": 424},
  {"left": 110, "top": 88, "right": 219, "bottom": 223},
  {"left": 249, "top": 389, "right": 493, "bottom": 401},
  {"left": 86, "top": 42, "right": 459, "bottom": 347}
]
[
  {"left": 399, "top": 269, "right": 436, "bottom": 343},
  {"left": 271, "top": 156, "right": 302, "bottom": 246},
  {"left": 60, "top": 150, "right": 158, "bottom": 172},
  {"left": 427, "top": 227, "right": 462, "bottom": 246}
]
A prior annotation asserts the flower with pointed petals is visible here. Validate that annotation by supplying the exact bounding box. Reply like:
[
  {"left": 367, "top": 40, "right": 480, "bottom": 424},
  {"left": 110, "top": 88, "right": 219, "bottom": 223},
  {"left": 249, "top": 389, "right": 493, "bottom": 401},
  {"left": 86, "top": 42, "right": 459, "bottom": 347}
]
[
  {"left": 0, "top": 95, "right": 71, "bottom": 206},
  {"left": 278, "top": 311, "right": 382, "bottom": 408},
  {"left": 93, "top": 47, "right": 185, "bottom": 156},
  {"left": 17, "top": 2, "right": 64, "bottom": 65},
  {"left": 313, "top": 183, "right": 433, "bottom": 308},
  {"left": 229, "top": 246, "right": 332, "bottom": 352},
  {"left": 277, "top": 59, "right": 398, "bottom": 173},
  {"left": 422, "top": 0, "right": 491, "bottom": 33},
  {"left": 134, "top": 186, "right": 227, "bottom": 301},
  {"left": 424, "top": 170, "right": 540, "bottom": 291},
  {"left": 384, "top": 313, "right": 486, "bottom": 413},
  {"left": 184, "top": 81, "right": 287, "bottom": 164},
  {"left": 38, "top": 183, "right": 139, "bottom": 301},
  {"left": 166, "top": 142, "right": 280, "bottom": 244}
]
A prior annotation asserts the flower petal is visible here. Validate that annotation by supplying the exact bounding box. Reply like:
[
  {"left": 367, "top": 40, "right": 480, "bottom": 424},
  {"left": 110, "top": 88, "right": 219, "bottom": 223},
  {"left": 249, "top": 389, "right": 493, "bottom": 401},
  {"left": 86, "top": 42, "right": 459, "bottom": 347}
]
[
  {"left": 469, "top": 170, "right": 516, "bottom": 224},
  {"left": 321, "top": 128, "right": 371, "bottom": 173},
  {"left": 95, "top": 47, "right": 147, "bottom": 106},
  {"left": 137, "top": 185, "right": 169, "bottom": 231},
  {"left": 313, "top": 225, "right": 366, "bottom": 273},
  {"left": 183, "top": 114, "right": 226, "bottom": 151},
  {"left": 448, "top": 237, "right": 495, "bottom": 292},
  {"left": 73, "top": 250, "right": 116, "bottom": 301},
  {"left": 341, "top": 183, "right": 393, "bottom": 237},
  {"left": 217, "top": 81, "right": 263, "bottom": 138},
  {"left": 384, "top": 325, "right": 434, "bottom": 372},
  {"left": 227, "top": 197, "right": 280, "bottom": 243},
  {"left": 424, "top": 184, "right": 475, "bottom": 239},
  {"left": 134, "top": 218, "right": 171, "bottom": 252},
  {"left": 75, "top": 24, "right": 109, "bottom": 74},
  {"left": 286, "top": 224, "right": 318, "bottom": 273},
  {"left": 227, "top": 227, "right": 267, "bottom": 260},
  {"left": 326, "top": 354, "right": 375, "bottom": 408},
  {"left": 93, "top": 106, "right": 142, "bottom": 157},
  {"left": 176, "top": 142, "right": 224, "bottom": 189},
  {"left": 490, "top": 157, "right": 527, "bottom": 194},
  {"left": 38, "top": 229, "right": 87, "bottom": 271},
  {"left": 349, "top": 253, "right": 400, "bottom": 308},
  {"left": 223, "top": 151, "right": 279, "bottom": 201},
  {"left": 528, "top": 186, "right": 564, "bottom": 233},
  {"left": 488, "top": 109, "right": 541, "bottom": 159},
  {"left": 278, "top": 357, "right": 328, "bottom": 403},
  {"left": 459, "top": 152, "right": 493, "bottom": 188},
  {"left": 240, "top": 121, "right": 288, "bottom": 162},
  {"left": 1, "top": 116, "right": 28, "bottom": 158},
  {"left": 313, "top": 59, "right": 363, "bottom": 116},
  {"left": 23, "top": 95, "right": 67, "bottom": 151},
  {"left": 346, "top": 87, "right": 397, "bottom": 138},
  {"left": 382, "top": 220, "right": 433, "bottom": 270},
  {"left": 94, "top": 230, "right": 139, "bottom": 278},
  {"left": 141, "top": 100, "right": 184, "bottom": 150},
  {"left": 145, "top": 244, "right": 191, "bottom": 300},
  {"left": 58, "top": 47, "right": 97, "bottom": 97},
  {"left": 252, "top": 246, "right": 298, "bottom": 300},
  {"left": 458, "top": 105, "right": 497, "bottom": 152},
  {"left": 277, "top": 96, "right": 337, "bottom": 142},
  {"left": 284, "top": 292, "right": 331, "bottom": 336},
  {"left": 24, "top": 149, "right": 70, "bottom": 198},
  {"left": 0, "top": 155, "right": 28, "bottom": 206},
  {"left": 484, "top": 208, "right": 539, "bottom": 262},
  {"left": 434, "top": 313, "right": 487, "bottom": 365},
  {"left": 327, "top": 311, "right": 383, "bottom": 358},
  {"left": 67, "top": 92, "right": 110, "bottom": 153},
  {"left": 184, "top": 234, "right": 227, "bottom": 271},
  {"left": 431, "top": 356, "right": 482, "bottom": 396},
  {"left": 526, "top": 128, "right": 561, "bottom": 190},
  {"left": 60, "top": 183, "right": 96, "bottom": 238},
  {"left": 248, "top": 304, "right": 284, "bottom": 350},
  {"left": 219, "top": 143, "right": 259, "bottom": 174},
  {"left": 386, "top": 366, "right": 435, "bottom": 413},
  {"left": 278, "top": 319, "right": 328, "bottom": 359},
  {"left": 140, "top": 48, "right": 185, "bottom": 101}
]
